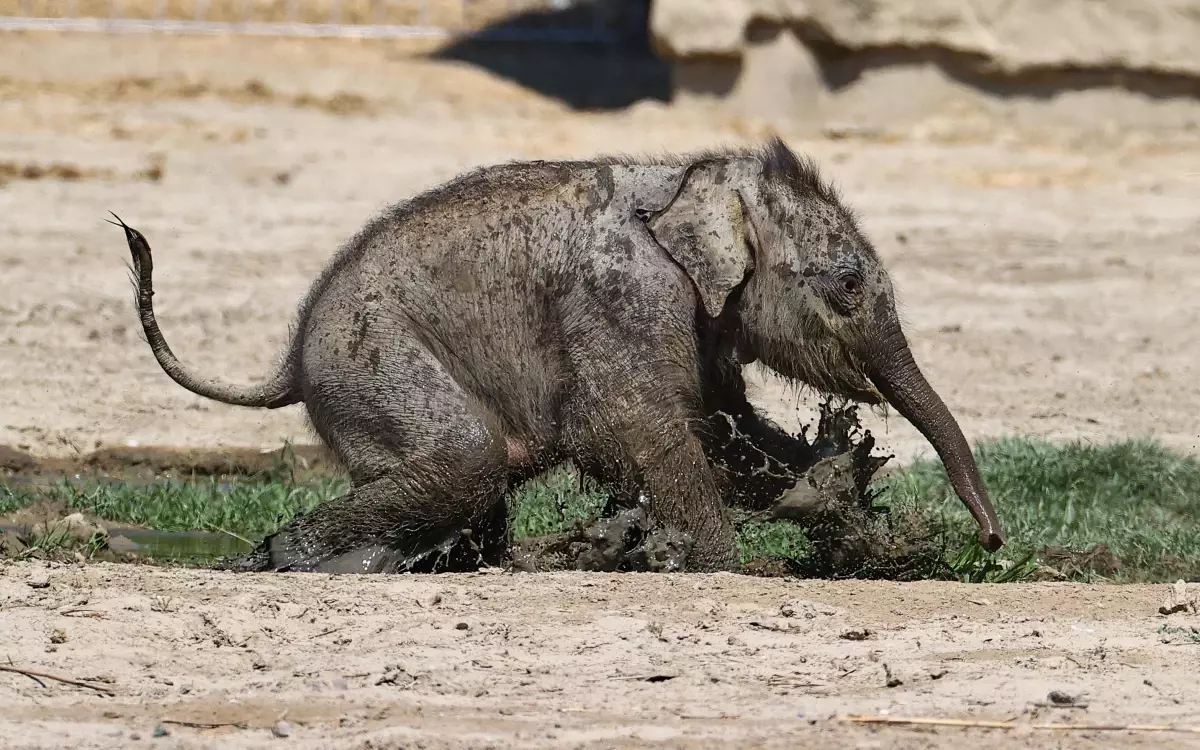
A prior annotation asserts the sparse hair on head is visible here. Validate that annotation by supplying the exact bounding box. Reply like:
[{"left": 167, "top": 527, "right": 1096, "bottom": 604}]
[
  {"left": 756, "top": 136, "right": 844, "bottom": 207},
  {"left": 589, "top": 136, "right": 844, "bottom": 207}
]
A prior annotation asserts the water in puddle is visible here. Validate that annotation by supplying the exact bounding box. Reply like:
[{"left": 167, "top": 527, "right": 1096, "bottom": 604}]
[
  {"left": 111, "top": 528, "right": 256, "bottom": 564},
  {"left": 2, "top": 475, "right": 265, "bottom": 565},
  {"left": 0, "top": 524, "right": 256, "bottom": 565}
]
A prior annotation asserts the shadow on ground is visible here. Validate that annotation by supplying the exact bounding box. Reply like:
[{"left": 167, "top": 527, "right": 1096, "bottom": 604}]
[{"left": 427, "top": 0, "right": 671, "bottom": 111}]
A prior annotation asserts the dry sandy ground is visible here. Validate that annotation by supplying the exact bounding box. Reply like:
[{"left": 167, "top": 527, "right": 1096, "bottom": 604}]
[
  {"left": 3, "top": 30, "right": 1200, "bottom": 749},
  {"left": 1, "top": 33, "right": 1199, "bottom": 464},
  {"left": 2, "top": 560, "right": 1199, "bottom": 749}
]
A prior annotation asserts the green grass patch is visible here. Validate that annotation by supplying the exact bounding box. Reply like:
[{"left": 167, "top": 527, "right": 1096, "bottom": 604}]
[
  {"left": 735, "top": 520, "right": 815, "bottom": 565},
  {"left": 0, "top": 476, "right": 346, "bottom": 537},
  {"left": 3, "top": 436, "right": 1199, "bottom": 582},
  {"left": 877, "top": 437, "right": 1200, "bottom": 582},
  {"left": 505, "top": 465, "right": 610, "bottom": 540}
]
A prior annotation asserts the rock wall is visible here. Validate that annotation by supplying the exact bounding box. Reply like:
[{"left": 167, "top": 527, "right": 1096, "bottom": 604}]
[{"left": 649, "top": 0, "right": 1200, "bottom": 134}]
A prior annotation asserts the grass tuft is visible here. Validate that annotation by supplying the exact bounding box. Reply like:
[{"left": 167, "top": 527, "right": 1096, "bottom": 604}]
[
  {"left": 505, "top": 465, "right": 609, "bottom": 540},
  {"left": 735, "top": 519, "right": 815, "bottom": 565}
]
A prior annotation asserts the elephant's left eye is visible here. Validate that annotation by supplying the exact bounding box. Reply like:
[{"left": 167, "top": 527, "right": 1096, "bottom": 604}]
[
  {"left": 837, "top": 269, "right": 864, "bottom": 296},
  {"left": 824, "top": 270, "right": 863, "bottom": 316}
]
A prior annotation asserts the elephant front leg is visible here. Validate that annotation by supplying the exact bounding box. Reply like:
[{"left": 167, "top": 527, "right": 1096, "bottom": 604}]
[{"left": 630, "top": 428, "right": 741, "bottom": 572}]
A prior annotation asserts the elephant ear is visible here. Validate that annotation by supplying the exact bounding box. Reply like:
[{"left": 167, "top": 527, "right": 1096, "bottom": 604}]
[{"left": 641, "top": 161, "right": 754, "bottom": 319}]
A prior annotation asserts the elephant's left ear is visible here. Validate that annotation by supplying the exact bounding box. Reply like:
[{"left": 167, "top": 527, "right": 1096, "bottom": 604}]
[{"left": 640, "top": 160, "right": 754, "bottom": 319}]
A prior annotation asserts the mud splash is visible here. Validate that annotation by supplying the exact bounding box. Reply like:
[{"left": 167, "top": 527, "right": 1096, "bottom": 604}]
[
  {"left": 511, "top": 507, "right": 694, "bottom": 574},
  {"left": 502, "top": 401, "right": 943, "bottom": 578},
  {"left": 734, "top": 402, "right": 945, "bottom": 580}
]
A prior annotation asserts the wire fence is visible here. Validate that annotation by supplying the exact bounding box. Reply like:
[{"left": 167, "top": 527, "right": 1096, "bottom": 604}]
[{"left": 0, "top": 0, "right": 639, "bottom": 42}]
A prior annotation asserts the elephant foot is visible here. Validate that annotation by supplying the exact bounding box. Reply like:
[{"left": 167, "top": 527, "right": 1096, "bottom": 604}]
[{"left": 215, "top": 524, "right": 505, "bottom": 575}]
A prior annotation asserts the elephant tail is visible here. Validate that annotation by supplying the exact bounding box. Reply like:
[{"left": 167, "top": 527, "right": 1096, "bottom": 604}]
[{"left": 109, "top": 212, "right": 301, "bottom": 409}]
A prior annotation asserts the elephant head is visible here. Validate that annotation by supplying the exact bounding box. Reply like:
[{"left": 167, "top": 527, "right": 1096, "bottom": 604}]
[{"left": 639, "top": 137, "right": 1005, "bottom": 553}]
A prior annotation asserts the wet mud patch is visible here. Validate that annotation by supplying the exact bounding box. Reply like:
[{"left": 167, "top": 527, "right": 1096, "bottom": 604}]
[
  {"left": 3, "top": 405, "right": 947, "bottom": 579},
  {"left": 0, "top": 74, "right": 375, "bottom": 117},
  {"left": 207, "top": 402, "right": 950, "bottom": 578},
  {"left": 0, "top": 160, "right": 99, "bottom": 183},
  {"left": 511, "top": 507, "right": 694, "bottom": 573},
  {"left": 0, "top": 155, "right": 165, "bottom": 185}
]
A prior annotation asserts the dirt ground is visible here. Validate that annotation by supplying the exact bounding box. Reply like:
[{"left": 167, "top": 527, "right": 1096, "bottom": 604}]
[
  {"left": 2, "top": 32, "right": 1200, "bottom": 465},
  {"left": 1, "top": 561, "right": 1199, "bottom": 749},
  {"left": 2, "top": 29, "right": 1200, "bottom": 748}
]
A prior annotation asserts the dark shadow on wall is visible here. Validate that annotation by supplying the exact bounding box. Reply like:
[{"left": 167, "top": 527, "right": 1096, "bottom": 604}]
[{"left": 428, "top": 0, "right": 671, "bottom": 111}]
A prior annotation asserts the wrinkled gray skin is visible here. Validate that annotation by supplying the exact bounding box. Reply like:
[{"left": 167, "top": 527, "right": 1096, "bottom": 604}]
[{"left": 113, "top": 137, "right": 1005, "bottom": 573}]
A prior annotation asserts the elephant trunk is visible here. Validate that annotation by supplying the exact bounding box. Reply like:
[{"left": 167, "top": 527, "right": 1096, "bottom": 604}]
[{"left": 865, "top": 318, "right": 1005, "bottom": 552}]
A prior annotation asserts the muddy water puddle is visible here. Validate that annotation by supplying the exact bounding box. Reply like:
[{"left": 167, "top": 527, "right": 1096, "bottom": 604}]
[
  {"left": 2, "top": 474, "right": 260, "bottom": 565},
  {"left": 0, "top": 522, "right": 255, "bottom": 563},
  {"left": 100, "top": 528, "right": 255, "bottom": 562}
]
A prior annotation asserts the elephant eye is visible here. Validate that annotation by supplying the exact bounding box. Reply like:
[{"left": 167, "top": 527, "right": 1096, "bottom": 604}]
[
  {"left": 824, "top": 270, "right": 863, "bottom": 316},
  {"left": 837, "top": 270, "right": 863, "bottom": 296}
]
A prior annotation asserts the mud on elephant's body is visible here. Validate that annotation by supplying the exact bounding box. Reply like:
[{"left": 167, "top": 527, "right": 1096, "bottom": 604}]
[{"left": 112, "top": 137, "right": 1004, "bottom": 573}]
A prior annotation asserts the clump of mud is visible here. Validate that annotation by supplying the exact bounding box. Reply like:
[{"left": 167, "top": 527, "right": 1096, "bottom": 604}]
[{"left": 511, "top": 507, "right": 694, "bottom": 574}]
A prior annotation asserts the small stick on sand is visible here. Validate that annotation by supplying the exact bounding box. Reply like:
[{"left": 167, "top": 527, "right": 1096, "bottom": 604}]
[
  {"left": 0, "top": 665, "right": 115, "bottom": 696},
  {"left": 310, "top": 627, "right": 342, "bottom": 639},
  {"left": 160, "top": 719, "right": 246, "bottom": 730},
  {"left": 58, "top": 608, "right": 108, "bottom": 619},
  {"left": 840, "top": 715, "right": 1200, "bottom": 734}
]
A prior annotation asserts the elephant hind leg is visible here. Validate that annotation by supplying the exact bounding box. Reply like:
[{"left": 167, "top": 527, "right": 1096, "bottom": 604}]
[
  {"left": 251, "top": 458, "right": 510, "bottom": 574},
  {"left": 232, "top": 336, "right": 513, "bottom": 574}
]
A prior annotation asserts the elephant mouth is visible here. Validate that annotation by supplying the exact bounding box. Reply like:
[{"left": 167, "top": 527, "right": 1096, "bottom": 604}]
[
  {"left": 794, "top": 360, "right": 885, "bottom": 409},
  {"left": 840, "top": 381, "right": 885, "bottom": 406},
  {"left": 822, "top": 365, "right": 886, "bottom": 407}
]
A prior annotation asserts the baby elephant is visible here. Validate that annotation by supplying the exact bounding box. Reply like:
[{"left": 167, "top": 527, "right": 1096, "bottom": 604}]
[{"left": 111, "top": 137, "right": 1004, "bottom": 573}]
